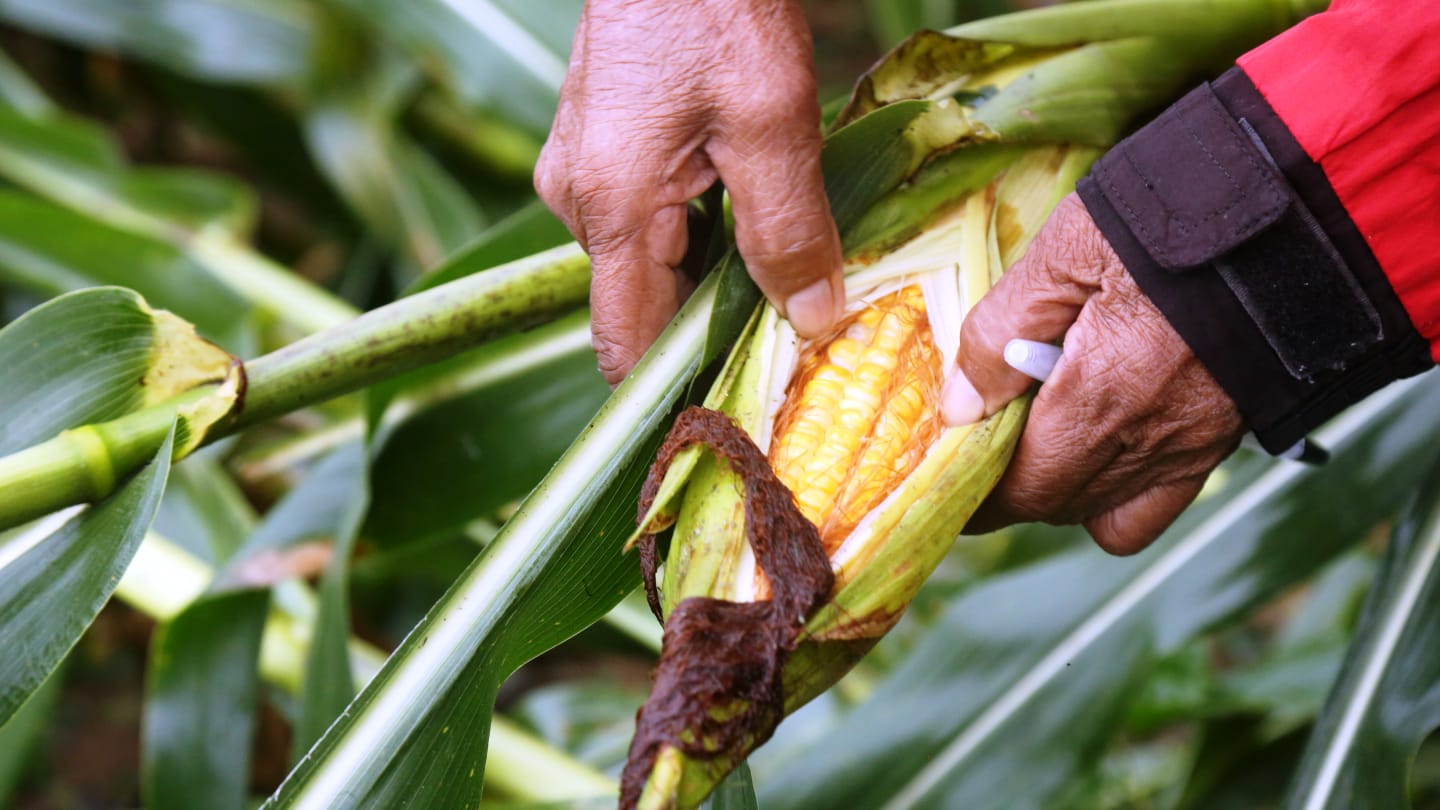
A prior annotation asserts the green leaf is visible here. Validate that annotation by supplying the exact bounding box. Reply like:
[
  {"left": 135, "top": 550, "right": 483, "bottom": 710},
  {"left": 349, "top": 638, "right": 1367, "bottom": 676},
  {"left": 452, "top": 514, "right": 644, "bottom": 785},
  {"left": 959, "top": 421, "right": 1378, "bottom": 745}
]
[
  {"left": 0, "top": 287, "right": 241, "bottom": 530},
  {"left": 1124, "top": 550, "right": 1374, "bottom": 745},
  {"left": 821, "top": 100, "right": 935, "bottom": 231},
  {"left": 512, "top": 680, "right": 646, "bottom": 776},
  {"left": 1282, "top": 448, "right": 1440, "bottom": 810},
  {"left": 297, "top": 443, "right": 370, "bottom": 754},
  {"left": 216, "top": 442, "right": 368, "bottom": 586},
  {"left": 263, "top": 268, "right": 719, "bottom": 809},
  {"left": 154, "top": 453, "right": 260, "bottom": 565},
  {"left": 365, "top": 311, "right": 607, "bottom": 546},
  {"left": 0, "top": 88, "right": 356, "bottom": 334},
  {"left": 863, "top": 0, "right": 959, "bottom": 48},
  {"left": 949, "top": 0, "right": 1320, "bottom": 53},
  {"left": 141, "top": 453, "right": 265, "bottom": 810},
  {"left": 120, "top": 522, "right": 617, "bottom": 806},
  {"left": 756, "top": 375, "right": 1440, "bottom": 810},
  {"left": 970, "top": 38, "right": 1197, "bottom": 146},
  {"left": 1212, "top": 552, "right": 1377, "bottom": 740},
  {"left": 862, "top": 0, "right": 1017, "bottom": 49},
  {"left": 1062, "top": 730, "right": 1195, "bottom": 810},
  {"left": 329, "top": 0, "right": 581, "bottom": 136},
  {"left": 0, "top": 663, "right": 61, "bottom": 804},
  {"left": 303, "top": 36, "right": 486, "bottom": 271},
  {"left": 0, "top": 50, "right": 53, "bottom": 118},
  {"left": 0, "top": 103, "right": 257, "bottom": 235},
  {"left": 144, "top": 438, "right": 370, "bottom": 807},
  {"left": 0, "top": 191, "right": 254, "bottom": 350},
  {"left": 409, "top": 200, "right": 573, "bottom": 293},
  {"left": 704, "top": 763, "right": 758, "bottom": 810},
  {"left": 0, "top": 427, "right": 175, "bottom": 725},
  {"left": 142, "top": 588, "right": 269, "bottom": 810},
  {"left": 1182, "top": 724, "right": 1313, "bottom": 810},
  {"left": 0, "top": 0, "right": 315, "bottom": 86},
  {"left": 3, "top": 243, "right": 587, "bottom": 533},
  {"left": 0, "top": 287, "right": 164, "bottom": 455}
]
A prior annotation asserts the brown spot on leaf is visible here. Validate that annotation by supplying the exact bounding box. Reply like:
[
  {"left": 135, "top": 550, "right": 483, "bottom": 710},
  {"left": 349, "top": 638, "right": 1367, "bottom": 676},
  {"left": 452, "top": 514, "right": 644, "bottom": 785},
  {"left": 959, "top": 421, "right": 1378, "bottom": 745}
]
[{"left": 214, "top": 540, "right": 334, "bottom": 590}]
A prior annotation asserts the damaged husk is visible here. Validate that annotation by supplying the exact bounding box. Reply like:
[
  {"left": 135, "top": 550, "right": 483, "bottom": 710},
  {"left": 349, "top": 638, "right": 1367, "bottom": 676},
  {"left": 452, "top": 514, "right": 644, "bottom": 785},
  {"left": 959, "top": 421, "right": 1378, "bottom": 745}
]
[
  {"left": 614, "top": 0, "right": 1326, "bottom": 804},
  {"left": 622, "top": 407, "right": 833, "bottom": 809}
]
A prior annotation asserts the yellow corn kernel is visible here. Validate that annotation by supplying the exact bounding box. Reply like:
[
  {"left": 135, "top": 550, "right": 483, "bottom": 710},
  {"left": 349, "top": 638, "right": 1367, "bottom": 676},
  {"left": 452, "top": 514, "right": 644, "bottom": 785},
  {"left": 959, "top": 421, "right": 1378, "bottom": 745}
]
[{"left": 768, "top": 285, "right": 944, "bottom": 554}]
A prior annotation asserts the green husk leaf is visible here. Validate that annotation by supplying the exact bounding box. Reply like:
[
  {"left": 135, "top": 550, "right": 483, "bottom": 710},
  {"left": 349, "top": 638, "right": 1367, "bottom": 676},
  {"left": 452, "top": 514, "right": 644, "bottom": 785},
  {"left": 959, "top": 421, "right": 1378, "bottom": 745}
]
[{"left": 624, "top": 1, "right": 1335, "bottom": 805}]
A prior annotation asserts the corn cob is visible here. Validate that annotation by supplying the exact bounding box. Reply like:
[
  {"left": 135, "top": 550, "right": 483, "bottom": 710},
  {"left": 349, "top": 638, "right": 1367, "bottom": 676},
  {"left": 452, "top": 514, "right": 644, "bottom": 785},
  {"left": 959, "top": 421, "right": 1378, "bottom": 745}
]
[
  {"left": 620, "top": 177, "right": 1051, "bottom": 810},
  {"left": 619, "top": 1, "right": 1328, "bottom": 806},
  {"left": 771, "top": 284, "right": 944, "bottom": 555}
]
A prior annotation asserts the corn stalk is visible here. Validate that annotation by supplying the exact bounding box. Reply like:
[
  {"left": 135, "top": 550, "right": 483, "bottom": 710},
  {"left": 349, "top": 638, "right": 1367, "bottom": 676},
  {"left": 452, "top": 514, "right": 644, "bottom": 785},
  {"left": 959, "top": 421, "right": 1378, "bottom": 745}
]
[
  {"left": 245, "top": 1, "right": 1332, "bottom": 807},
  {"left": 0, "top": 244, "right": 589, "bottom": 532}
]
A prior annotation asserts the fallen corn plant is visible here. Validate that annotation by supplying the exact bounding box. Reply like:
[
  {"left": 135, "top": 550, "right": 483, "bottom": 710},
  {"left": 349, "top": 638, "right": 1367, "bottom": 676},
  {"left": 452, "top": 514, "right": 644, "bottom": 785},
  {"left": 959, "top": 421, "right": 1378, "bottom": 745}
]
[
  {"left": 0, "top": 243, "right": 588, "bottom": 730},
  {"left": 0, "top": 0, "right": 1333, "bottom": 805},
  {"left": 254, "top": 1, "right": 1336, "bottom": 806},
  {"left": 0, "top": 242, "right": 590, "bottom": 533},
  {"left": 614, "top": 0, "right": 1330, "bottom": 805}
]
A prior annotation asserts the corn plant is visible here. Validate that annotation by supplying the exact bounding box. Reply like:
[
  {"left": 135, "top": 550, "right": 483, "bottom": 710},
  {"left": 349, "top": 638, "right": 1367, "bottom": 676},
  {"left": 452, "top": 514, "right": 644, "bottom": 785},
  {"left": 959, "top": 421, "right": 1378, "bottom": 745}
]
[{"left": 2, "top": 2, "right": 1440, "bottom": 810}]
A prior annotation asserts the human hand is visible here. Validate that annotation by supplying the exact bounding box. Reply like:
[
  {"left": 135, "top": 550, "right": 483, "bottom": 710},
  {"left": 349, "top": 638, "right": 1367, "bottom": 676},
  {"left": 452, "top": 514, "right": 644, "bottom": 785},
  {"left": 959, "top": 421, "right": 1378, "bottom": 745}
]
[
  {"left": 942, "top": 193, "right": 1246, "bottom": 554},
  {"left": 536, "top": 0, "right": 845, "bottom": 385}
]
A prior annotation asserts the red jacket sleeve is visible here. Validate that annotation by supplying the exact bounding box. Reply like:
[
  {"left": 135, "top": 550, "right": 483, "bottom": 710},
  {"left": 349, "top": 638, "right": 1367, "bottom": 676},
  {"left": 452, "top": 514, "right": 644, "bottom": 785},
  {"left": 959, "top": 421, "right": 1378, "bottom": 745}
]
[{"left": 1239, "top": 0, "right": 1440, "bottom": 360}]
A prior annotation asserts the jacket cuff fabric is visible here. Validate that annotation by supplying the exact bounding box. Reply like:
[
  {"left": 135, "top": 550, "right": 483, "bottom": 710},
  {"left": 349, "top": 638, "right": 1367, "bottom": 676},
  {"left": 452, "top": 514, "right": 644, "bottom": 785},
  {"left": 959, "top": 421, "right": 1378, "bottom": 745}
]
[{"left": 1076, "top": 68, "right": 1433, "bottom": 454}]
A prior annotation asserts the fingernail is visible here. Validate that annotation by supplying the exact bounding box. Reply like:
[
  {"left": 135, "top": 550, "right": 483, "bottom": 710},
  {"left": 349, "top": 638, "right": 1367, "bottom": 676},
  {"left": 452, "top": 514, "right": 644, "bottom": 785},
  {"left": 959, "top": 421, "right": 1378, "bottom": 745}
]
[
  {"left": 941, "top": 371, "right": 986, "bottom": 426},
  {"left": 1004, "top": 339, "right": 1063, "bottom": 383},
  {"left": 785, "top": 277, "right": 842, "bottom": 337}
]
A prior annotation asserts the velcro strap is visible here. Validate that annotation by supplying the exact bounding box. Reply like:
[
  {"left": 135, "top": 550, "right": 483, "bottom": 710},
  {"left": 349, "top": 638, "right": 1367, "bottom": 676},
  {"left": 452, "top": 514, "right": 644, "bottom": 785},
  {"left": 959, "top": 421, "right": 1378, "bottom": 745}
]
[
  {"left": 1092, "top": 83, "right": 1288, "bottom": 269},
  {"left": 1090, "top": 82, "right": 1381, "bottom": 380},
  {"left": 1213, "top": 203, "right": 1381, "bottom": 378}
]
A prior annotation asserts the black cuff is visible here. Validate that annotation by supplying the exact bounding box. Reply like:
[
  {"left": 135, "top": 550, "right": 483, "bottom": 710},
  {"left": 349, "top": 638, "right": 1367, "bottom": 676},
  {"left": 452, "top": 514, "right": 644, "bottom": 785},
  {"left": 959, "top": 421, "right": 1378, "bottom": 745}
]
[{"left": 1077, "top": 68, "right": 1433, "bottom": 453}]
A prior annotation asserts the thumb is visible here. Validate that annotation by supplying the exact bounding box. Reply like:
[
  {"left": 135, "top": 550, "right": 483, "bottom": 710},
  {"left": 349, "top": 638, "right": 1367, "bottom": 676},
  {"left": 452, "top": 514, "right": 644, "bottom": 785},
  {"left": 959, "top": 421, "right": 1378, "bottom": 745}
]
[{"left": 942, "top": 194, "right": 1107, "bottom": 425}]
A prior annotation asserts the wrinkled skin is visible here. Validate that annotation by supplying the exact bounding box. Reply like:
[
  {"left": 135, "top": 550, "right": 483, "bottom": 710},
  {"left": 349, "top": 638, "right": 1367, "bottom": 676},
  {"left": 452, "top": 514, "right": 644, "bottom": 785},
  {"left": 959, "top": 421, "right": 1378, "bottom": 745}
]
[
  {"left": 536, "top": 0, "right": 845, "bottom": 385},
  {"left": 943, "top": 194, "right": 1246, "bottom": 554},
  {"left": 539, "top": 1, "right": 1246, "bottom": 554}
]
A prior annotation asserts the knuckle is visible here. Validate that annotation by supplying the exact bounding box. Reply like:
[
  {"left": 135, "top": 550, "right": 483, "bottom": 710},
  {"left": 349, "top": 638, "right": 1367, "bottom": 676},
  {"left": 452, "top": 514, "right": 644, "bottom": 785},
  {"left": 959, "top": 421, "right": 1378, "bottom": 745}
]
[
  {"left": 569, "top": 159, "right": 616, "bottom": 201},
  {"left": 1038, "top": 194, "right": 1121, "bottom": 285},
  {"left": 755, "top": 84, "right": 819, "bottom": 125},
  {"left": 582, "top": 219, "right": 644, "bottom": 257},
  {"left": 723, "top": 80, "right": 820, "bottom": 140},
  {"left": 533, "top": 146, "right": 568, "bottom": 207},
  {"left": 958, "top": 307, "right": 1008, "bottom": 377},
  {"left": 590, "top": 328, "right": 638, "bottom": 385},
  {"left": 739, "top": 218, "right": 833, "bottom": 272},
  {"left": 995, "top": 470, "right": 1068, "bottom": 525}
]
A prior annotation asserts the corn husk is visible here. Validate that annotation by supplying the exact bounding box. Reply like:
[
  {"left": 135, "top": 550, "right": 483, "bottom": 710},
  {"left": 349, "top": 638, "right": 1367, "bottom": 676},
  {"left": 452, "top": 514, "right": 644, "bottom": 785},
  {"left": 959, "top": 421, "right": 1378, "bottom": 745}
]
[{"left": 619, "top": 1, "right": 1327, "bottom": 806}]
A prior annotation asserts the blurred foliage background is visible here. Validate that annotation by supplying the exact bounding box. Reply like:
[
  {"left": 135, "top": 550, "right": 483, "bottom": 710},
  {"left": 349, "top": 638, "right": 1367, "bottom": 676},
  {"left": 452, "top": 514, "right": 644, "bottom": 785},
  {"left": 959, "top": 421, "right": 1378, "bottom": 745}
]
[{"left": 2, "top": 1, "right": 1440, "bottom": 809}]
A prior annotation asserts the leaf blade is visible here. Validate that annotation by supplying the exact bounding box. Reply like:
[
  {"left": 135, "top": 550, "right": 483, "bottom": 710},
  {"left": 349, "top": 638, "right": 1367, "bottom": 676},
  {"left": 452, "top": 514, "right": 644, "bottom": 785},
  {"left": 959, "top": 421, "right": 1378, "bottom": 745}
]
[
  {"left": 0, "top": 427, "right": 175, "bottom": 724},
  {"left": 1282, "top": 447, "right": 1440, "bottom": 810}
]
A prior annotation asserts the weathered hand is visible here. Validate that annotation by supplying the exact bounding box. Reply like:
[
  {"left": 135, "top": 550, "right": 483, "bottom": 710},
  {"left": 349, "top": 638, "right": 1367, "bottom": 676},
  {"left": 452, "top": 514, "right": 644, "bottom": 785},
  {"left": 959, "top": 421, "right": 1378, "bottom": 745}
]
[
  {"left": 536, "top": 0, "right": 844, "bottom": 384},
  {"left": 943, "top": 193, "right": 1246, "bottom": 554}
]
